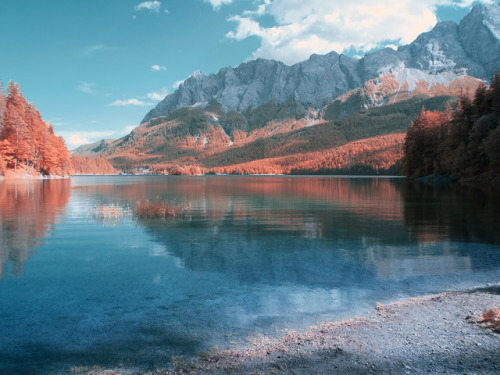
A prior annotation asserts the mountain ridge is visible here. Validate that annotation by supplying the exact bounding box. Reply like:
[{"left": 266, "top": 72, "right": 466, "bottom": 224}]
[{"left": 141, "top": 3, "right": 500, "bottom": 124}]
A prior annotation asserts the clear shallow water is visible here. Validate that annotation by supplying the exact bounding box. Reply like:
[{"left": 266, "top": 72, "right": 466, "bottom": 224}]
[{"left": 1, "top": 176, "right": 499, "bottom": 373}]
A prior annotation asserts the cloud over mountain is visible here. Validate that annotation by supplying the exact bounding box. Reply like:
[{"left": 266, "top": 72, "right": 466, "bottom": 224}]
[
  {"left": 227, "top": 0, "right": 495, "bottom": 65},
  {"left": 204, "top": 0, "right": 233, "bottom": 10}
]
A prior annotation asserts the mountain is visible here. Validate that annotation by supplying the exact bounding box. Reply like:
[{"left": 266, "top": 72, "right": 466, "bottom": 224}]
[
  {"left": 73, "top": 4, "right": 500, "bottom": 175},
  {"left": 142, "top": 3, "right": 500, "bottom": 123},
  {"left": 78, "top": 94, "right": 457, "bottom": 174},
  {"left": 322, "top": 72, "right": 482, "bottom": 120},
  {"left": 71, "top": 138, "right": 116, "bottom": 157}
]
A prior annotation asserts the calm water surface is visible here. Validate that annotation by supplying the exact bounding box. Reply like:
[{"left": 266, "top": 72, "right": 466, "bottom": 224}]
[{"left": 1, "top": 176, "right": 499, "bottom": 373}]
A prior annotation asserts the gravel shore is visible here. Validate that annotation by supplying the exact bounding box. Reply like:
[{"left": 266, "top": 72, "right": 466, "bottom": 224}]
[
  {"left": 72, "top": 285, "right": 500, "bottom": 375},
  {"left": 165, "top": 286, "right": 500, "bottom": 375}
]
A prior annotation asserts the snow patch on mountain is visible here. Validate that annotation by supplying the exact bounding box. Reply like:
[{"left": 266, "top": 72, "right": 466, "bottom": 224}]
[
  {"left": 395, "top": 68, "right": 460, "bottom": 92},
  {"left": 393, "top": 68, "right": 460, "bottom": 101},
  {"left": 482, "top": 3, "right": 500, "bottom": 40},
  {"left": 191, "top": 101, "right": 208, "bottom": 108},
  {"left": 220, "top": 126, "right": 231, "bottom": 141}
]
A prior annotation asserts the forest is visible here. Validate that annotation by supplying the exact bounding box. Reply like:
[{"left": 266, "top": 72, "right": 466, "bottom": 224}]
[
  {"left": 403, "top": 72, "right": 500, "bottom": 185},
  {"left": 70, "top": 156, "right": 117, "bottom": 175},
  {"left": 0, "top": 82, "right": 71, "bottom": 176},
  {"left": 0, "top": 82, "right": 116, "bottom": 177},
  {"left": 108, "top": 94, "right": 455, "bottom": 175}
]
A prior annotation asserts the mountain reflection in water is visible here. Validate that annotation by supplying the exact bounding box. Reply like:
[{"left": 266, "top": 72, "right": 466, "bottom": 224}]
[
  {"left": 2, "top": 176, "right": 499, "bottom": 280},
  {"left": 66, "top": 176, "right": 500, "bottom": 285}
]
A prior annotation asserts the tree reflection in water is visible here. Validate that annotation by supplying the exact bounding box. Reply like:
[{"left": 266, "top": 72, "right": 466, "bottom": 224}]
[{"left": 0, "top": 179, "right": 71, "bottom": 278}]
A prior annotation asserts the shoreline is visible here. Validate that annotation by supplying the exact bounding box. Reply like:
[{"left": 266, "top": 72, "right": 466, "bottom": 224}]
[
  {"left": 70, "top": 285, "right": 500, "bottom": 375},
  {"left": 168, "top": 285, "right": 500, "bottom": 375}
]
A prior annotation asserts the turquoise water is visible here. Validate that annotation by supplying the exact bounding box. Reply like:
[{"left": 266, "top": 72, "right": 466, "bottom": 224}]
[{"left": 1, "top": 176, "right": 499, "bottom": 374}]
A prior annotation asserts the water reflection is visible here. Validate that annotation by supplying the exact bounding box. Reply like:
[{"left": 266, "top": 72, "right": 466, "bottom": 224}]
[
  {"left": 113, "top": 176, "right": 499, "bottom": 283},
  {"left": 78, "top": 176, "right": 500, "bottom": 244},
  {"left": 0, "top": 179, "right": 71, "bottom": 278},
  {"left": 2, "top": 176, "right": 499, "bottom": 282},
  {"left": 401, "top": 181, "right": 500, "bottom": 245},
  {"left": 1, "top": 176, "right": 499, "bottom": 374}
]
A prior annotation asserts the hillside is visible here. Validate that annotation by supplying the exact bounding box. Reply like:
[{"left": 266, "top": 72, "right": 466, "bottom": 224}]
[
  {"left": 403, "top": 73, "right": 500, "bottom": 185},
  {"left": 80, "top": 95, "right": 457, "bottom": 174}
]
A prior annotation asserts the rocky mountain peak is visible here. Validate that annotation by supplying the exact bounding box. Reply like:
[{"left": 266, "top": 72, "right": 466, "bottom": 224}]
[
  {"left": 141, "top": 4, "right": 500, "bottom": 124},
  {"left": 459, "top": 2, "right": 500, "bottom": 79}
]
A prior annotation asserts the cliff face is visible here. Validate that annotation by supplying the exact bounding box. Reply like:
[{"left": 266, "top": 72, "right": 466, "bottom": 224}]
[{"left": 141, "top": 4, "right": 500, "bottom": 124}]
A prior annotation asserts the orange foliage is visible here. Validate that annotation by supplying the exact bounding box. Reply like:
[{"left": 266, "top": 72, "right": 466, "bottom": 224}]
[
  {"left": 206, "top": 133, "right": 404, "bottom": 175},
  {"left": 70, "top": 155, "right": 118, "bottom": 175},
  {"left": 135, "top": 200, "right": 183, "bottom": 218},
  {"left": 478, "top": 309, "right": 500, "bottom": 333},
  {"left": 0, "top": 82, "right": 71, "bottom": 177}
]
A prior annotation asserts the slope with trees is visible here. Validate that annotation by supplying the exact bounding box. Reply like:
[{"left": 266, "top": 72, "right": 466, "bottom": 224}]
[
  {"left": 86, "top": 94, "right": 456, "bottom": 175},
  {"left": 403, "top": 72, "right": 500, "bottom": 185},
  {"left": 0, "top": 82, "right": 71, "bottom": 177},
  {"left": 70, "top": 156, "right": 118, "bottom": 175}
]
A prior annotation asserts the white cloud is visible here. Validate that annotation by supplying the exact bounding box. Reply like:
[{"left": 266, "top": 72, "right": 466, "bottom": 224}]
[
  {"left": 76, "top": 81, "right": 95, "bottom": 94},
  {"left": 441, "top": 0, "right": 493, "bottom": 7},
  {"left": 60, "top": 131, "right": 117, "bottom": 149},
  {"left": 69, "top": 135, "right": 90, "bottom": 147},
  {"left": 147, "top": 87, "right": 169, "bottom": 101},
  {"left": 121, "top": 125, "right": 137, "bottom": 134},
  {"left": 172, "top": 79, "right": 185, "bottom": 89},
  {"left": 151, "top": 64, "right": 167, "bottom": 71},
  {"left": 135, "top": 1, "right": 162, "bottom": 13},
  {"left": 204, "top": 0, "right": 233, "bottom": 9},
  {"left": 226, "top": 0, "right": 494, "bottom": 66},
  {"left": 110, "top": 98, "right": 154, "bottom": 106}
]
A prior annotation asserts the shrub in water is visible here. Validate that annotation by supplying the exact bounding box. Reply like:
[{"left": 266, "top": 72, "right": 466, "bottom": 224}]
[{"left": 134, "top": 200, "right": 182, "bottom": 219}]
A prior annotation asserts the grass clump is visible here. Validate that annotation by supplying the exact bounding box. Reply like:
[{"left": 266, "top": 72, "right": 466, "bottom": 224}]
[
  {"left": 91, "top": 203, "right": 132, "bottom": 226},
  {"left": 135, "top": 200, "right": 183, "bottom": 219}
]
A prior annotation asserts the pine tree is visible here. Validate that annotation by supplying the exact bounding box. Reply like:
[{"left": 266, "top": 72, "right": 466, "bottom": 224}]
[
  {"left": 403, "top": 108, "right": 447, "bottom": 178},
  {"left": 0, "top": 81, "right": 5, "bottom": 128},
  {"left": 0, "top": 82, "right": 30, "bottom": 172}
]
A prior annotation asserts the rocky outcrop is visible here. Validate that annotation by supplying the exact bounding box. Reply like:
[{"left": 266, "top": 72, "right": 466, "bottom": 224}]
[{"left": 459, "top": 3, "right": 500, "bottom": 79}]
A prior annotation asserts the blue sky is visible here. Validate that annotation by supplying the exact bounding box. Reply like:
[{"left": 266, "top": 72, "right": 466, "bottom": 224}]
[{"left": 0, "top": 0, "right": 494, "bottom": 149}]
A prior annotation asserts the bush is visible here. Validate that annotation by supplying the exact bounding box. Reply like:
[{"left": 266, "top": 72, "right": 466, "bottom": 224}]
[{"left": 134, "top": 200, "right": 183, "bottom": 219}]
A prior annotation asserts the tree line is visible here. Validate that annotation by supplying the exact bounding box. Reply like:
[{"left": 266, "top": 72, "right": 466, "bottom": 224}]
[
  {"left": 403, "top": 72, "right": 500, "bottom": 185},
  {"left": 70, "top": 156, "right": 117, "bottom": 175},
  {"left": 0, "top": 82, "right": 71, "bottom": 176},
  {"left": 0, "top": 82, "right": 119, "bottom": 177}
]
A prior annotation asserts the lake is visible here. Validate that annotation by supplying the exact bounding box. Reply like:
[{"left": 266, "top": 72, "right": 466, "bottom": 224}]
[{"left": 1, "top": 176, "right": 499, "bottom": 374}]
